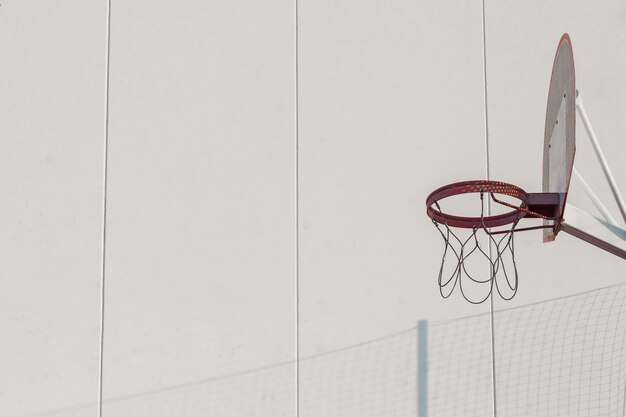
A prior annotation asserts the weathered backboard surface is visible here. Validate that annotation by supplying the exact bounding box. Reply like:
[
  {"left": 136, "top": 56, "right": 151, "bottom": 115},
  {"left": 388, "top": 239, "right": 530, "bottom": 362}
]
[{"left": 542, "top": 34, "right": 576, "bottom": 242}]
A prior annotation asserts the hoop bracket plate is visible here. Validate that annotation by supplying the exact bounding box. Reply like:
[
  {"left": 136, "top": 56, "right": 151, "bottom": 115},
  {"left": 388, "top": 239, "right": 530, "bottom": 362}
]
[{"left": 526, "top": 192, "right": 563, "bottom": 220}]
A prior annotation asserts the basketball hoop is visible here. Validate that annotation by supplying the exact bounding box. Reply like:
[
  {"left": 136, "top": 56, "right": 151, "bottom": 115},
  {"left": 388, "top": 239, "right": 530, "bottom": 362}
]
[{"left": 426, "top": 180, "right": 562, "bottom": 303}]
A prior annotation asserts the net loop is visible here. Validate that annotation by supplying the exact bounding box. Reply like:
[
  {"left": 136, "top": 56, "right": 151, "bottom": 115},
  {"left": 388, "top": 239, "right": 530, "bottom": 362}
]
[{"left": 430, "top": 185, "right": 523, "bottom": 303}]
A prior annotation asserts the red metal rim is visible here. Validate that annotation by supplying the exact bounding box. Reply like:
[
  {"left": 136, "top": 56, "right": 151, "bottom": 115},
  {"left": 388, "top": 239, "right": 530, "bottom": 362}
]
[{"left": 426, "top": 180, "right": 529, "bottom": 228}]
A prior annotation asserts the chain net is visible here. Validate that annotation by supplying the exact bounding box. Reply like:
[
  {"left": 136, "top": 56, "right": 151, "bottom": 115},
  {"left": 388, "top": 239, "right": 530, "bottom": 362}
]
[{"left": 431, "top": 191, "right": 524, "bottom": 303}]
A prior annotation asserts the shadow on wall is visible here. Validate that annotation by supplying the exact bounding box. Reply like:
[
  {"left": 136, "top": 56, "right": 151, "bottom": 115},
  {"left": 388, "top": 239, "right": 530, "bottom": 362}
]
[{"left": 23, "top": 282, "right": 626, "bottom": 417}]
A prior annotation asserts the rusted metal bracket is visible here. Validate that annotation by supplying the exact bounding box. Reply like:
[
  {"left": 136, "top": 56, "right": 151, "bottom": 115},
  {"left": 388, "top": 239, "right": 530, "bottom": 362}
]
[{"left": 525, "top": 192, "right": 563, "bottom": 220}]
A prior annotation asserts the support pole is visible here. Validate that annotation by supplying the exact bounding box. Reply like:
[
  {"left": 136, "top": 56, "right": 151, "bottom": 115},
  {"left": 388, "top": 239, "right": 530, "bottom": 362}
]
[
  {"left": 576, "top": 92, "right": 626, "bottom": 224},
  {"left": 572, "top": 167, "right": 619, "bottom": 226},
  {"left": 418, "top": 320, "right": 428, "bottom": 417}
]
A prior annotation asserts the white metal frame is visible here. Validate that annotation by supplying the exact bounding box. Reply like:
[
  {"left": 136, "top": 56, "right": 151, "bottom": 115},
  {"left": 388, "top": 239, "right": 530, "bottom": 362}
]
[{"left": 561, "top": 91, "right": 626, "bottom": 259}]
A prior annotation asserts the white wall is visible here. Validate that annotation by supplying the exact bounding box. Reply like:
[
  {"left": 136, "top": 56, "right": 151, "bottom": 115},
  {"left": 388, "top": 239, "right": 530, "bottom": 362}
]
[
  {"left": 0, "top": 2, "right": 106, "bottom": 415},
  {"left": 2, "top": 1, "right": 626, "bottom": 416}
]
